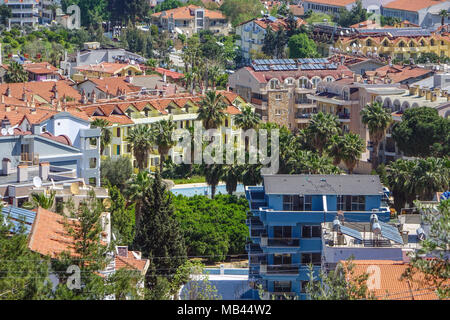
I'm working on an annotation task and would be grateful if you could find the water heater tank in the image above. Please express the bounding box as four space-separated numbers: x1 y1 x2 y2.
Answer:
372 222 381 235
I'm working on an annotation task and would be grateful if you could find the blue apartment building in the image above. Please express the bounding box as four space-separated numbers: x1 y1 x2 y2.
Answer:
245 174 390 299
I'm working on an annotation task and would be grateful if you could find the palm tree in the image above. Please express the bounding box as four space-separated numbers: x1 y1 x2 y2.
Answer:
306 112 341 156
387 159 417 212
203 163 225 199
361 102 392 170
125 171 152 228
326 134 345 166
5 61 28 83
91 118 112 155
439 9 448 26
197 91 227 130
287 150 341 174
222 162 242 195
235 105 261 152
127 124 153 171
341 133 365 174
30 191 55 209
151 117 177 172
415 157 449 200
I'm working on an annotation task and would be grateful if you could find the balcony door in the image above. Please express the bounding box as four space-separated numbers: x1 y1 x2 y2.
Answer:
273 226 291 239
273 254 292 265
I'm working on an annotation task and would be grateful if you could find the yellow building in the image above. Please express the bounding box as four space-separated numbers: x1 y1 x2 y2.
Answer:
73 62 142 82
78 91 248 172
335 29 450 61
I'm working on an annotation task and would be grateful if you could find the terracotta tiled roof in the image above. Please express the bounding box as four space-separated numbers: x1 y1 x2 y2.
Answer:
152 5 226 20
304 0 356 6
86 77 141 94
371 64 433 83
347 260 449 300
154 67 185 80
23 62 59 75
115 249 149 274
245 64 353 83
74 62 141 75
28 208 78 259
0 81 81 105
383 0 448 12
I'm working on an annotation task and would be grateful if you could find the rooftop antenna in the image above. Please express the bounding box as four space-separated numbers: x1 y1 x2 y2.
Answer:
33 176 42 189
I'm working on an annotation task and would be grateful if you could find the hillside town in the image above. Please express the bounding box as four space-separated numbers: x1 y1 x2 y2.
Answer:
0 0 448 305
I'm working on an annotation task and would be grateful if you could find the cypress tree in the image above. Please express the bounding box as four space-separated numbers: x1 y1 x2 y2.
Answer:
133 172 187 288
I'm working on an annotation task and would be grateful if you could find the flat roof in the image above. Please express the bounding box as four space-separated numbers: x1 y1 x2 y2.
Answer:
262 174 384 195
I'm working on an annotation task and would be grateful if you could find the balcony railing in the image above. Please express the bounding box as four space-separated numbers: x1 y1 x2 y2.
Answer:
295 113 315 119
261 264 299 275
261 237 300 247
337 113 350 119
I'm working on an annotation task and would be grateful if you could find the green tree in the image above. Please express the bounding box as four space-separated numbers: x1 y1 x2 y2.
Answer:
62 0 108 28
151 118 177 172
392 107 450 158
306 112 341 156
126 170 152 228
288 33 318 59
402 199 450 299
109 185 135 246
30 191 56 210
287 150 341 174
127 124 153 170
202 163 225 199
0 4 12 25
361 102 392 170
341 133 365 174
133 172 186 287
336 0 367 28
220 0 264 27
439 9 448 26
100 156 133 192
0 211 52 300
306 258 375 300
5 62 28 83
91 118 112 155
326 134 345 166
198 91 227 130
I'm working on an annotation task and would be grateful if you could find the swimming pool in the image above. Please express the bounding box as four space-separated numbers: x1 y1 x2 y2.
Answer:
171 184 245 197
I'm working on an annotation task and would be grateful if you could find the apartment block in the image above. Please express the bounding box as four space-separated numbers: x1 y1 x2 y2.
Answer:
245 174 391 299
228 58 353 130
0 0 39 27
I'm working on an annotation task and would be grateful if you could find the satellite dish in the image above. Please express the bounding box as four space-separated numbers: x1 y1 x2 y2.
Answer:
7 127 14 135
70 182 80 195
33 176 42 188
1 128 7 136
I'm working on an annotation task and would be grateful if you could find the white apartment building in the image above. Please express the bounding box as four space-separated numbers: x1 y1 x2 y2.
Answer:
1 0 39 27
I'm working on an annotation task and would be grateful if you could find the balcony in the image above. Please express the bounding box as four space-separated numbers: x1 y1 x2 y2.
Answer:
249 255 267 265
260 264 299 275
261 237 300 248
336 112 351 122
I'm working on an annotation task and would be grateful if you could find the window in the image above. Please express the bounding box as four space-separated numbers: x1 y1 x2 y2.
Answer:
301 253 321 266
89 158 97 169
116 145 121 155
273 281 291 293
275 94 282 100
270 79 279 90
283 195 312 211
273 226 292 238
273 254 292 265
351 195 365 211
299 78 308 88
302 225 322 238
116 127 121 137
311 77 321 88
337 195 365 211
275 109 281 115
89 177 97 186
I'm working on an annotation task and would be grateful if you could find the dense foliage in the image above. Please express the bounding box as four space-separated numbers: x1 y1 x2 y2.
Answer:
220 0 264 27
392 107 450 158
173 195 249 262
100 156 134 192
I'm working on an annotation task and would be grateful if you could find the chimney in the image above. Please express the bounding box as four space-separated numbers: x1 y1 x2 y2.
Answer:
6 86 11 97
1 117 10 129
434 87 441 97
442 89 448 98
418 87 426 97
2 158 11 176
91 90 97 103
81 90 87 104
39 162 50 181
425 89 432 100
5 105 11 112
163 72 167 83
431 92 437 102
116 246 128 257
1 95 4 104
17 164 28 183
100 212 111 245
22 87 27 102
409 85 419 96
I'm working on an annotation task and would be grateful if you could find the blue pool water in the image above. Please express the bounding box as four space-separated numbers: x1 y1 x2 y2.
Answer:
171 184 245 197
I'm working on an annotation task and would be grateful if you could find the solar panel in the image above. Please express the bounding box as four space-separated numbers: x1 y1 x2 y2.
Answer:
340 225 363 241
2 206 36 226
379 222 403 244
